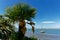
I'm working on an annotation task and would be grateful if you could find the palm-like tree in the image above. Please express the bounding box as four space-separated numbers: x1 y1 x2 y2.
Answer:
5 3 36 40
0 15 15 40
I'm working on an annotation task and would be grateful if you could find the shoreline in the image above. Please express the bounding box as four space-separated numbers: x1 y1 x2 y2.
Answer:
25 32 60 40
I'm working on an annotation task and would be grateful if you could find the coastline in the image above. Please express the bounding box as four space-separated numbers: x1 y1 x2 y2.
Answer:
25 32 60 40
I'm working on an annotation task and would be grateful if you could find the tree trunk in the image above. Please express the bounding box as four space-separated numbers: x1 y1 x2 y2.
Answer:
17 20 26 40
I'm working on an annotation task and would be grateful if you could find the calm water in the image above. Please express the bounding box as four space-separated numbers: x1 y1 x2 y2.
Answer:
27 29 60 35
25 29 60 40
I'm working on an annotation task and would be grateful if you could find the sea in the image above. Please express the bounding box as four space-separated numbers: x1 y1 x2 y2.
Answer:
25 29 60 40
26 29 60 35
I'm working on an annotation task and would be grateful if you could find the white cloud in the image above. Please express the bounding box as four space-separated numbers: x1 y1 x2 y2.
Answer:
42 21 55 24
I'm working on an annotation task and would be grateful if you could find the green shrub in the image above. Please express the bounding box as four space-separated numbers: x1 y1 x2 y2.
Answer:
23 36 37 40
10 32 37 40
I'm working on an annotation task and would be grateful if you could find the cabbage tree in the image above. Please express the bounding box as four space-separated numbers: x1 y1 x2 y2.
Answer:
5 3 36 40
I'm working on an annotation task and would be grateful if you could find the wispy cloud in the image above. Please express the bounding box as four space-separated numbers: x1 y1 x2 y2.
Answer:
42 21 55 24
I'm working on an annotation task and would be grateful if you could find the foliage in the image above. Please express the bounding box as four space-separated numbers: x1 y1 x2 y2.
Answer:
5 3 36 21
0 15 15 40
4 3 36 40
23 37 37 40
5 3 36 34
10 32 37 40
10 32 18 40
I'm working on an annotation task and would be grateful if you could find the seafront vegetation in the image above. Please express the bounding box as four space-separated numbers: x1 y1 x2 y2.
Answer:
0 3 37 40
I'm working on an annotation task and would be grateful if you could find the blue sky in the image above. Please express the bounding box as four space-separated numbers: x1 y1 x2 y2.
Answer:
0 0 60 29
